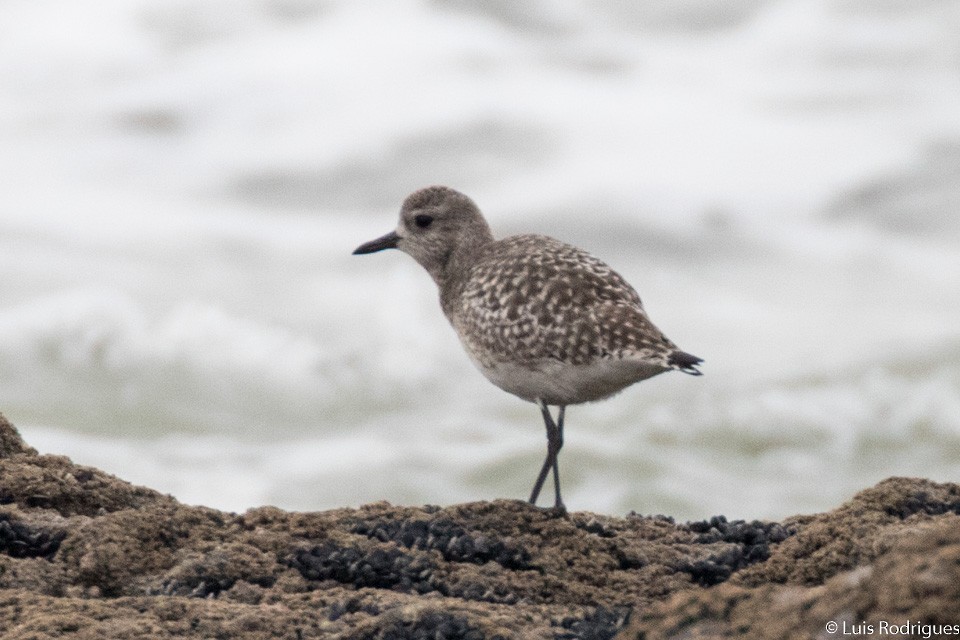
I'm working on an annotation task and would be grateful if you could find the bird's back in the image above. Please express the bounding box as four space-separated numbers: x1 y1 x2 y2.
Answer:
442 234 685 403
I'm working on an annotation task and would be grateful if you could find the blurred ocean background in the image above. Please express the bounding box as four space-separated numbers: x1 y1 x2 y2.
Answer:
1 0 958 521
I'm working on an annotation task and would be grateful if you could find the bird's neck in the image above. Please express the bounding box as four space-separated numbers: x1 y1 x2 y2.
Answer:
434 232 494 306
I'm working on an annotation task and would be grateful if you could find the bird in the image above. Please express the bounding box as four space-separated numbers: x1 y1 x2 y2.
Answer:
353 186 702 511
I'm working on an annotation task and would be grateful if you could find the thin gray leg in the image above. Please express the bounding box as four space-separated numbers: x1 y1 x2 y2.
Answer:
528 404 554 505
552 406 566 510
528 400 566 511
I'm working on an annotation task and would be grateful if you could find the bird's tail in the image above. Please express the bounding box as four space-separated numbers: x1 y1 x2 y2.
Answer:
667 350 704 376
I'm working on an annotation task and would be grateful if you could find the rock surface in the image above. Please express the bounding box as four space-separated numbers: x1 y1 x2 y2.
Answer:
1 412 958 639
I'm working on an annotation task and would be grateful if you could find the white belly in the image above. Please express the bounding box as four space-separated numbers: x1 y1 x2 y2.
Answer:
472 356 666 406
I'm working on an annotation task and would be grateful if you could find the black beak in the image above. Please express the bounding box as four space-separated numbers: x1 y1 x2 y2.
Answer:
353 230 400 255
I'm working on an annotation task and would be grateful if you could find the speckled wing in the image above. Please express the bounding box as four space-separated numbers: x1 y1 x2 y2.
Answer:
449 234 677 369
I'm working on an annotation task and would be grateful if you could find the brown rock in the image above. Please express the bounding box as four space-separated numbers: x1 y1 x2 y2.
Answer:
615 516 960 639
0 412 36 458
1 412 958 639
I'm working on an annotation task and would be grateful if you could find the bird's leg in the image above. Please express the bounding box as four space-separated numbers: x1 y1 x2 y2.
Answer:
551 406 566 510
529 400 566 512
528 408 554 506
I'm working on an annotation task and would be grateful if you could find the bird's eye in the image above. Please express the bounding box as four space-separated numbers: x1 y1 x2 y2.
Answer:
414 214 433 229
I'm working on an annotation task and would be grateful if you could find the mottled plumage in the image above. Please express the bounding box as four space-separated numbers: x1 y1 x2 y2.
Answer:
354 186 702 511
446 234 688 400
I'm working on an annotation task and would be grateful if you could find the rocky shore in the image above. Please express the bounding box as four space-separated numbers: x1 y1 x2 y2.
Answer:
1 412 958 639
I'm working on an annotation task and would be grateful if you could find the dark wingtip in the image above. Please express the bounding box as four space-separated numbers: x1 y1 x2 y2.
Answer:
668 350 704 376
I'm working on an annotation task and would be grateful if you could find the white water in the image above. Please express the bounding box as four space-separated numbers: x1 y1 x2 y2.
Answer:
2 0 959 520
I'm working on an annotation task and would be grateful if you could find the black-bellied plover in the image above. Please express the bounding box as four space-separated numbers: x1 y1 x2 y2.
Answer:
354 186 702 511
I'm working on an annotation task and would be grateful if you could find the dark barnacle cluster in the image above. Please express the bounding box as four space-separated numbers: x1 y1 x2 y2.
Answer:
350 517 532 570
0 514 66 559
678 515 795 586
288 542 437 593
